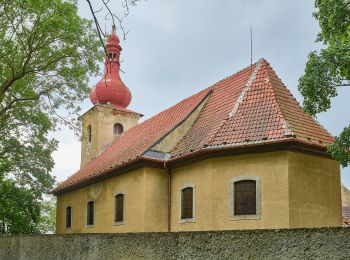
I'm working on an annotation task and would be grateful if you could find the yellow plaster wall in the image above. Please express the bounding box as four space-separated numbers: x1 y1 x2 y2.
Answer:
80 105 140 167
56 167 168 234
143 168 169 232
56 151 341 234
288 151 341 228
152 96 209 153
171 151 290 231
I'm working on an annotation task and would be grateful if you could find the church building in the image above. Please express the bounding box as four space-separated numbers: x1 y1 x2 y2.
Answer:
53 27 342 233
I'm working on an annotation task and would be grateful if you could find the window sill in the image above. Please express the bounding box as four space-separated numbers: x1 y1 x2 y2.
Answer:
113 221 125 226
85 225 95 228
65 228 72 233
229 214 261 221
179 218 195 224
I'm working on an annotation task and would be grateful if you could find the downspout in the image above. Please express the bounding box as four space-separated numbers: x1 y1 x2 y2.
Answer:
164 161 171 232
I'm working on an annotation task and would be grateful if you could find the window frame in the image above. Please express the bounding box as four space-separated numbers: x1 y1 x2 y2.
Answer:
65 205 72 229
179 183 196 223
87 125 92 142
113 192 126 226
229 176 261 220
113 123 124 135
86 200 95 228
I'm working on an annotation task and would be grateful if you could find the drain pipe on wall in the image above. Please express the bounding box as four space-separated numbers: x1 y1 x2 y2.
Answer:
164 161 171 232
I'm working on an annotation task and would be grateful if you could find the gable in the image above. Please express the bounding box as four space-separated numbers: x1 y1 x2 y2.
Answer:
148 94 211 155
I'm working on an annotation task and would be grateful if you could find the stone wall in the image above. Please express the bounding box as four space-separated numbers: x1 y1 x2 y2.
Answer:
1 228 350 259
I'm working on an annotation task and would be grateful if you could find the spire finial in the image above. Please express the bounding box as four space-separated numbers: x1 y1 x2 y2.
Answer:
89 23 131 108
112 24 116 35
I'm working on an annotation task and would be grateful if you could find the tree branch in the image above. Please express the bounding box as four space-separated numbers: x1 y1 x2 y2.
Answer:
85 0 108 56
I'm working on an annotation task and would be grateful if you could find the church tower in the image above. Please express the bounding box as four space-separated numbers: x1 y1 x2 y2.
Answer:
80 25 142 167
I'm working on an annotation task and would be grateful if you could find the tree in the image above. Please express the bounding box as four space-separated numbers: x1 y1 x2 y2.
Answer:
298 0 350 167
0 0 102 233
37 196 56 234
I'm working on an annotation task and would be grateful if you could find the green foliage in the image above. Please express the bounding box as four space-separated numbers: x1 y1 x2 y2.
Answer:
328 126 350 167
0 0 102 233
299 0 350 166
0 179 41 234
37 196 56 234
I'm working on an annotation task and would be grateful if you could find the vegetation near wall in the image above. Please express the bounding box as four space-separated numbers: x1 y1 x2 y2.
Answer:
1 228 350 259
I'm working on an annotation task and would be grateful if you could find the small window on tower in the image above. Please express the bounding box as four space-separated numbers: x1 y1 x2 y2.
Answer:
113 123 124 135
113 53 117 60
87 125 92 142
108 53 112 61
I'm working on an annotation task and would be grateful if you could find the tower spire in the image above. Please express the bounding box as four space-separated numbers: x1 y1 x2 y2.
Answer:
90 25 132 108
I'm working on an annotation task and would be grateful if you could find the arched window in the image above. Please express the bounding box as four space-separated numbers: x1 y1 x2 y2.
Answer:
87 201 94 226
113 53 117 60
108 53 112 61
87 125 92 142
229 177 261 219
66 206 72 228
113 123 124 135
180 185 195 220
114 193 124 223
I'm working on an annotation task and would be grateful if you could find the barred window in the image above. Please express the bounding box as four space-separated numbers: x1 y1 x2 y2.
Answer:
87 201 94 226
66 206 72 228
115 194 124 223
234 180 256 215
181 187 194 219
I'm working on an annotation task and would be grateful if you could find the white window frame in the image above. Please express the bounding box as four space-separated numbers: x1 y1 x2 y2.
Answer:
229 176 261 220
113 192 126 226
179 183 196 223
85 200 95 228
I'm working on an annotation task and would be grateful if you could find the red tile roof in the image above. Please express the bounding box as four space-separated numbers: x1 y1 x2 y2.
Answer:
53 59 334 194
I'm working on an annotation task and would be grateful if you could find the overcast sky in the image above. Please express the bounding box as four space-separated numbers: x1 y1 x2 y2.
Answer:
52 0 350 187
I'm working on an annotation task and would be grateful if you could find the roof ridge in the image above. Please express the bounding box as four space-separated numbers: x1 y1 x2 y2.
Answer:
212 61 259 87
264 61 333 142
204 59 263 147
263 61 294 137
229 59 263 118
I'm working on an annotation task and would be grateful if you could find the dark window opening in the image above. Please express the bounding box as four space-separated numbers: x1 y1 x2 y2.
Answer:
87 201 94 226
66 206 72 228
87 125 92 142
115 194 124 223
234 180 256 215
181 187 193 219
108 53 112 60
113 123 124 135
113 53 117 60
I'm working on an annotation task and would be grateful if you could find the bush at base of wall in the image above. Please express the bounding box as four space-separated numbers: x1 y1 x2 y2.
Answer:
0 228 350 259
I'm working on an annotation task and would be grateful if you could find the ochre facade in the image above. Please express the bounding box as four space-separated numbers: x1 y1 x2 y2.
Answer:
80 105 141 166
56 151 341 234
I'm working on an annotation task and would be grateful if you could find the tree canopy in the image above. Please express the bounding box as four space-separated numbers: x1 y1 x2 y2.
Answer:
0 0 102 233
299 0 350 167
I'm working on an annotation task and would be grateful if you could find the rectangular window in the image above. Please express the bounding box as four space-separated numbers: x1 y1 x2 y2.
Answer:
115 194 124 223
181 187 194 219
234 180 256 215
87 201 94 226
66 206 72 228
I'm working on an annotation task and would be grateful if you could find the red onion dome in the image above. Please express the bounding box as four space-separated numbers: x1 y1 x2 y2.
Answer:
90 25 132 108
